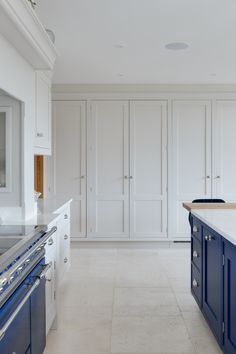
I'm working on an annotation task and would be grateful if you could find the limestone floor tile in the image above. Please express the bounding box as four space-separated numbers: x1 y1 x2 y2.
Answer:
175 292 200 312
191 336 223 354
111 316 195 353
44 325 111 354
113 287 180 317
182 311 213 338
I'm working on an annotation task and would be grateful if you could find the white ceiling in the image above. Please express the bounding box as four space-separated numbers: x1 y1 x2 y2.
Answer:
36 0 236 84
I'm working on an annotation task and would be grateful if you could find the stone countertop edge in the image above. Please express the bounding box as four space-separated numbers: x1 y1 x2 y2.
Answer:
192 209 236 246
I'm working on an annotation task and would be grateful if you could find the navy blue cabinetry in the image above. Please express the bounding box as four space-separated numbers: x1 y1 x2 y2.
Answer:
190 215 236 354
223 240 236 354
202 225 223 345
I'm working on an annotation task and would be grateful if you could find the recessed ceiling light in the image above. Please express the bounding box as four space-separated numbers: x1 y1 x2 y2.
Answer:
165 42 189 50
117 73 124 77
115 44 125 49
210 73 217 77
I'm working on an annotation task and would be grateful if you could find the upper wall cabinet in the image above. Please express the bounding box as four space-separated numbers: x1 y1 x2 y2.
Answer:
34 71 52 155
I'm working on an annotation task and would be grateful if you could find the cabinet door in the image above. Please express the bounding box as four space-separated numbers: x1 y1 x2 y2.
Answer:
213 100 236 201
35 71 51 153
53 101 86 239
202 226 223 344
170 100 212 239
88 101 129 238
224 240 236 354
130 100 167 239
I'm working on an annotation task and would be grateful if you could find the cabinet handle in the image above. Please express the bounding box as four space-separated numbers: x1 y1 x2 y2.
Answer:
81 175 85 179
193 250 199 258
64 234 68 240
206 175 210 179
205 235 212 241
64 257 68 263
124 176 128 179
48 238 53 246
46 278 52 282
192 279 199 288
193 225 198 233
36 132 44 137
215 176 221 179
64 214 68 220
129 176 133 179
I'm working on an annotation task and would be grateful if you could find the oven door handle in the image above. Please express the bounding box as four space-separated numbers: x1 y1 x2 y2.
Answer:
0 278 41 341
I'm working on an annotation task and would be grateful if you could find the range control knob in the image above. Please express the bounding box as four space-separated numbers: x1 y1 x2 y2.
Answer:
0 278 7 287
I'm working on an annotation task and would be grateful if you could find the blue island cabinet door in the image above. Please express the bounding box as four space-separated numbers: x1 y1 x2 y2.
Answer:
202 226 223 345
224 240 236 354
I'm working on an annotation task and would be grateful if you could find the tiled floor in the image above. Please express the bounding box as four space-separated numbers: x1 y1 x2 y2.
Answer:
44 245 222 354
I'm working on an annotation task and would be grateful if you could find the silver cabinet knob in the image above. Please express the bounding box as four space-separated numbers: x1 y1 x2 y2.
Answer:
48 238 53 246
81 175 85 179
192 279 199 288
205 235 212 241
216 176 221 179
193 250 199 258
206 176 210 179
36 132 44 137
64 234 68 240
64 214 68 220
124 176 128 179
46 277 52 282
64 257 68 263
193 225 198 233
129 176 133 179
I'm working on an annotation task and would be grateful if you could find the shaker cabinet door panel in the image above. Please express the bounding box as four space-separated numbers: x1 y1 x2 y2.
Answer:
88 101 129 238
224 240 236 354
170 100 212 239
213 100 236 201
53 101 86 239
202 226 223 344
130 100 167 239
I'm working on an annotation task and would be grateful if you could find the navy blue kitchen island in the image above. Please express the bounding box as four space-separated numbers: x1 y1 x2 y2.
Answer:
187 207 236 354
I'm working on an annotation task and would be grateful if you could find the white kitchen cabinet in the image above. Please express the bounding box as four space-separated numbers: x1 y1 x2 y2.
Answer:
169 100 212 240
213 100 236 201
88 101 129 238
130 101 167 239
45 224 57 335
53 101 86 240
35 71 52 155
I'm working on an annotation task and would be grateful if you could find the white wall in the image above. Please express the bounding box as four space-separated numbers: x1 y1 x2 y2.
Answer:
0 33 35 221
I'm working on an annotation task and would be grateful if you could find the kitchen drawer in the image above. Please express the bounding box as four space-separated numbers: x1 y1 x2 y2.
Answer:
191 263 202 308
192 217 202 243
57 206 70 229
191 236 202 271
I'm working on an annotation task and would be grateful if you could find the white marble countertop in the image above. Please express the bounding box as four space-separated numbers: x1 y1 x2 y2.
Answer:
2 197 72 227
192 209 236 246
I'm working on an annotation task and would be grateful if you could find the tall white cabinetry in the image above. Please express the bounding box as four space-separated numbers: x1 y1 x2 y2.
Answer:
88 101 129 238
170 100 212 239
129 101 167 239
52 101 86 239
170 99 236 240
88 100 167 239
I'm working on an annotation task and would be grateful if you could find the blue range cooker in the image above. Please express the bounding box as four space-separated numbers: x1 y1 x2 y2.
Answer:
0 224 57 354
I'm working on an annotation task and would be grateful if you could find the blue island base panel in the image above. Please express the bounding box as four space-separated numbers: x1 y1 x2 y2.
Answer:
190 216 236 354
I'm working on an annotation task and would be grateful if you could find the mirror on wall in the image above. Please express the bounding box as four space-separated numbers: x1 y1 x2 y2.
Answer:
0 111 6 188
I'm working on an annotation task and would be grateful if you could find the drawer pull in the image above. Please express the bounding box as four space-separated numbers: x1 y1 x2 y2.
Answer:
64 257 68 263
193 225 198 233
36 132 44 138
64 214 68 220
48 238 54 246
64 234 68 240
192 279 199 288
193 250 199 258
205 235 212 241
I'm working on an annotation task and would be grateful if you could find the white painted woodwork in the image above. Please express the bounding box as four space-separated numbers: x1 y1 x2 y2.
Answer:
35 71 52 154
0 0 57 70
130 101 167 239
213 100 236 201
53 101 86 239
170 100 212 239
88 101 129 238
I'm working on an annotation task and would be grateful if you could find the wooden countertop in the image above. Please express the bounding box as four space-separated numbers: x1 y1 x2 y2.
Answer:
183 202 236 212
